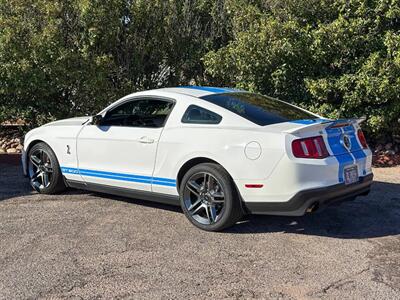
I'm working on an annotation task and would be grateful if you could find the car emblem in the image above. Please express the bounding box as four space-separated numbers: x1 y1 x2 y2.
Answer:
341 134 352 151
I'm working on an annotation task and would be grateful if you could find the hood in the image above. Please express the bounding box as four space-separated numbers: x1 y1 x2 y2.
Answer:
43 116 90 127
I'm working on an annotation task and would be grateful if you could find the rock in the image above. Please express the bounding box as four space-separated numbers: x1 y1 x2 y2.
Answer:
375 144 383 152
0 148 5 154
16 144 23 150
385 143 393 150
6 148 17 154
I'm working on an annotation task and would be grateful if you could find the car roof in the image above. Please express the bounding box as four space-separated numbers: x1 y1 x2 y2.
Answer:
157 86 242 98
100 86 244 114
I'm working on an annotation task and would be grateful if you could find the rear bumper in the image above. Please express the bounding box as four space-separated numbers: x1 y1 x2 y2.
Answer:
244 173 373 216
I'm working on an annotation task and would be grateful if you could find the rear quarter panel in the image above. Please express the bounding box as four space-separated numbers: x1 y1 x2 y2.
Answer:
150 93 287 195
152 127 285 195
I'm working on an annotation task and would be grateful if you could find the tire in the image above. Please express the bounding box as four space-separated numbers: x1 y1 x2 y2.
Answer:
28 142 67 194
179 163 243 231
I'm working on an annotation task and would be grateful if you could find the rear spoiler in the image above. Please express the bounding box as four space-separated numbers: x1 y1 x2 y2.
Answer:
285 117 366 135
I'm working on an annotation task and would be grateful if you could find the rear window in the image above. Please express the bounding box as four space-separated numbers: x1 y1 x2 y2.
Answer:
200 93 315 126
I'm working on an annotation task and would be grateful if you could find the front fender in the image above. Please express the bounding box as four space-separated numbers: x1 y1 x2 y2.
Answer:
23 124 84 177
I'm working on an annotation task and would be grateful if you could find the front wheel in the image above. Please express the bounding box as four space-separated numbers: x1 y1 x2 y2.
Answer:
28 142 67 194
179 163 243 231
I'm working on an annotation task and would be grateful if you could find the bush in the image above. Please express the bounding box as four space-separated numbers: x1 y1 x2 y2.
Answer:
1 0 399 144
204 0 400 142
0 0 231 126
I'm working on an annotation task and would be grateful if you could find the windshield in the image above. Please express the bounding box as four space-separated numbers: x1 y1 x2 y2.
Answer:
200 93 316 126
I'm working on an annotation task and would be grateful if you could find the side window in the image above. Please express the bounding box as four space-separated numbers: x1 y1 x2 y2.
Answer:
101 99 174 128
181 105 222 124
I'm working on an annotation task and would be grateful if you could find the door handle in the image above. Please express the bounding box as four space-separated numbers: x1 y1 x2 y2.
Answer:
139 136 155 144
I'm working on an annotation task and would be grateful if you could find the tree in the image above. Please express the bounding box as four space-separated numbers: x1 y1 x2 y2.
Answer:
204 0 400 142
0 0 399 143
0 0 232 125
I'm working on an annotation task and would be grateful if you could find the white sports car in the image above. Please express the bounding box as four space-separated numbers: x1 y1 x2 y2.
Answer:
22 86 373 231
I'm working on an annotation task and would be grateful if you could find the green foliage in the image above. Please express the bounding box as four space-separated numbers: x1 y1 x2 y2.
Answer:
0 0 399 142
204 0 400 141
0 0 231 125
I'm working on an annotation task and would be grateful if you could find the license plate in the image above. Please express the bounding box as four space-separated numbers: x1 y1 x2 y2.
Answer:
344 166 359 185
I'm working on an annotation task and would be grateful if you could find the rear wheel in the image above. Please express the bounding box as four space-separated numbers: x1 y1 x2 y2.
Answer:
28 142 66 194
179 163 243 231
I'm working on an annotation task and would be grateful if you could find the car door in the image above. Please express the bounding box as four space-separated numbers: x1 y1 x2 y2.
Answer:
76 97 175 192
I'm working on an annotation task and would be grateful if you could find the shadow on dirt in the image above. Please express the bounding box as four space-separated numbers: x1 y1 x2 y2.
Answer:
227 180 400 239
1 160 399 239
101 180 400 239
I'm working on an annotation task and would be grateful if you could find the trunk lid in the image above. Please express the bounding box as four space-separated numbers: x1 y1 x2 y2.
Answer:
283 118 366 156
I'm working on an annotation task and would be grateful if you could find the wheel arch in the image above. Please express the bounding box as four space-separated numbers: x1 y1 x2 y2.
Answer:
176 156 247 215
176 157 243 201
177 157 219 190
24 139 51 172
26 139 47 152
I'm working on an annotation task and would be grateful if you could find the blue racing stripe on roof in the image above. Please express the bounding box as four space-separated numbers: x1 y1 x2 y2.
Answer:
178 86 238 93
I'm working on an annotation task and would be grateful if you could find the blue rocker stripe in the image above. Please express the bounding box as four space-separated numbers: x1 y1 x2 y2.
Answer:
151 180 177 187
60 167 176 187
79 169 151 180
81 172 153 184
77 168 176 183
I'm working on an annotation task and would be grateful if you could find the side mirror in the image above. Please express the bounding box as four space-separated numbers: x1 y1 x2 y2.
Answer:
89 114 103 126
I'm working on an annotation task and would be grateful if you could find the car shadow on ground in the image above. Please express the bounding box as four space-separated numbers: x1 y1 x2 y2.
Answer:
226 180 400 239
1 162 399 239
3 181 400 240
103 180 400 239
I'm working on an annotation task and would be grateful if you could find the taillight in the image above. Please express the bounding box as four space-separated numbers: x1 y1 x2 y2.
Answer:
292 136 329 159
357 129 368 149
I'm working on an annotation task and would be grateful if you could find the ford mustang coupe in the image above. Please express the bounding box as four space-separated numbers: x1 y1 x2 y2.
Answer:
22 86 373 231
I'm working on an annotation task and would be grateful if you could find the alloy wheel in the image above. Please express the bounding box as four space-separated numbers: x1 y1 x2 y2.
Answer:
28 149 54 191
183 172 225 225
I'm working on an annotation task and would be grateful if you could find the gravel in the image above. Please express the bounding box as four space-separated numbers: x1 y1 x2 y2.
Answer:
0 161 399 299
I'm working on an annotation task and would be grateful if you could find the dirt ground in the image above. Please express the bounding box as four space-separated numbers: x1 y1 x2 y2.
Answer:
0 158 399 299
